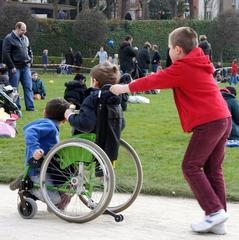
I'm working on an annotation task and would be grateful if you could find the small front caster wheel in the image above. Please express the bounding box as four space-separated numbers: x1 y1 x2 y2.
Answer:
115 214 124 222
18 197 37 219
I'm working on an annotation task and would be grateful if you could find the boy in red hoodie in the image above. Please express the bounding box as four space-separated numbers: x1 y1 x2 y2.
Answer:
110 27 231 235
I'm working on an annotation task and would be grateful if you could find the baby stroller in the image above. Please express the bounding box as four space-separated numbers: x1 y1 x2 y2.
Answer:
0 85 21 138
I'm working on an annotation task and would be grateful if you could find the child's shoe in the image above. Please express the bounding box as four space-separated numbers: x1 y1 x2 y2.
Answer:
55 193 71 210
9 173 23 191
191 209 228 233
210 222 226 235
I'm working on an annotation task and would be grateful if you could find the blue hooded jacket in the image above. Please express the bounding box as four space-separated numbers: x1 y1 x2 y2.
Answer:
23 118 59 176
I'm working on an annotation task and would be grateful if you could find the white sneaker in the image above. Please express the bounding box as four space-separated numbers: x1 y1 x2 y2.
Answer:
210 223 227 235
191 209 228 233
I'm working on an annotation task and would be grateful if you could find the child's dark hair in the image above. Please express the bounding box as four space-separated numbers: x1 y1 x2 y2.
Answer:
45 98 70 121
169 27 198 54
226 86 237 96
74 73 86 82
125 35 133 41
90 61 120 88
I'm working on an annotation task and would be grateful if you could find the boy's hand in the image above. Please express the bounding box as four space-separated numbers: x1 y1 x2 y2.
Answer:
33 149 44 160
64 105 76 121
110 84 130 96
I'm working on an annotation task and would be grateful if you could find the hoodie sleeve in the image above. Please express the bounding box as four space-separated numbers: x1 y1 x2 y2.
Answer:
129 62 183 92
68 95 97 133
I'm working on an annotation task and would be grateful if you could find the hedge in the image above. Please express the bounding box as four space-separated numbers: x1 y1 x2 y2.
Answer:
32 19 237 63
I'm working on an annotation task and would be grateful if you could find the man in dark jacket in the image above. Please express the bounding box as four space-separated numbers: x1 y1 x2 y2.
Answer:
74 50 83 73
65 47 74 74
118 36 137 76
136 42 151 78
221 87 239 142
2 21 35 111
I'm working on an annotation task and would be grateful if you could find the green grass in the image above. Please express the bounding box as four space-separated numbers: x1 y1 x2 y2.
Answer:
1 72 239 201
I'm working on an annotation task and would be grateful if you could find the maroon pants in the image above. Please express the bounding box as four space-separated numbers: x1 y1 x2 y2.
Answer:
182 117 232 215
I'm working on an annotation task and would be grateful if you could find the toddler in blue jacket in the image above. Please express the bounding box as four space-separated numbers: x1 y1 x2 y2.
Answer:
9 98 70 201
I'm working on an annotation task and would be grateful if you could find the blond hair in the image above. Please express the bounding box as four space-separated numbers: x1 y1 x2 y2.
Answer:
90 61 120 88
169 27 198 54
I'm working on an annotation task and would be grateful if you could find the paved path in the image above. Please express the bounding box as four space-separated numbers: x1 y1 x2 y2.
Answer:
0 184 239 240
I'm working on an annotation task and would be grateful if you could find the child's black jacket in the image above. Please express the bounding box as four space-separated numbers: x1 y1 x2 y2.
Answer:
68 85 124 160
64 80 87 109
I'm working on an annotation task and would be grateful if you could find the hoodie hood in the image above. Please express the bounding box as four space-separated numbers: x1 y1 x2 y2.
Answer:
178 47 214 74
120 41 130 49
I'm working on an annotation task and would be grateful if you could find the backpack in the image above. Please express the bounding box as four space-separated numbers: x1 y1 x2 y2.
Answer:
95 85 124 161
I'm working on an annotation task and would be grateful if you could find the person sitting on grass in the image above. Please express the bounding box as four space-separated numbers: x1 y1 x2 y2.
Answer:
9 98 70 208
64 73 87 109
110 27 231 235
220 86 239 146
64 61 124 171
32 72 46 100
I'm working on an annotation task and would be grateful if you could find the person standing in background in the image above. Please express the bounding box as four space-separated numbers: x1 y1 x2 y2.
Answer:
136 42 151 78
199 35 212 62
42 49 48 72
65 47 74 74
118 36 137 76
151 45 161 72
91 46 108 64
2 21 35 111
230 59 238 86
74 50 83 73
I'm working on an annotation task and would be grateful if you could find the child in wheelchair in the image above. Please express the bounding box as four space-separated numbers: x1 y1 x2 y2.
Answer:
9 98 71 209
64 61 125 174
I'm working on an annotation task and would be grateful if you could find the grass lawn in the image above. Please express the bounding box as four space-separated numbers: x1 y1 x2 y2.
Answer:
1 72 239 201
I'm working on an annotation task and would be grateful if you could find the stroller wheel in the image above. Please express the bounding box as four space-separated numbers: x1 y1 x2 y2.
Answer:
18 197 37 219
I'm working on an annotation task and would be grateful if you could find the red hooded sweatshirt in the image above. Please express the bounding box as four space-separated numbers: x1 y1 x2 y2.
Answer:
129 48 231 132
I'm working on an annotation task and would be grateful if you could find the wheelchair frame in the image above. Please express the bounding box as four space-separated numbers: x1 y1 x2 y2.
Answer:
17 135 143 223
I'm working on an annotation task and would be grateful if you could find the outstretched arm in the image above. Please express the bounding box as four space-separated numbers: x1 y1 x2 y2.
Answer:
110 84 130 96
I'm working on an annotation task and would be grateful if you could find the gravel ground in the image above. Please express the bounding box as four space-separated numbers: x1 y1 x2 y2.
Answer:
0 184 239 240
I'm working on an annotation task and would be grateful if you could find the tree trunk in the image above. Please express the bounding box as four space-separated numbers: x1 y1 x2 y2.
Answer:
142 0 150 19
105 0 113 19
169 0 177 18
219 0 223 15
204 0 209 19
189 0 195 19
76 0 81 17
121 0 127 19
53 0 59 19
82 0 89 10
65 0 70 19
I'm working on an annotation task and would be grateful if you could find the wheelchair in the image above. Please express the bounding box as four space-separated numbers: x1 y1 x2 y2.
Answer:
17 134 143 223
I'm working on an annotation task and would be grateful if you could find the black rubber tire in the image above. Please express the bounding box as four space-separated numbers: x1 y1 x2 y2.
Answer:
17 198 37 219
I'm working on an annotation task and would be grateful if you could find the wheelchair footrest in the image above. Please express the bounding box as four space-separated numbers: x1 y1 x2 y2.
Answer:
104 208 124 222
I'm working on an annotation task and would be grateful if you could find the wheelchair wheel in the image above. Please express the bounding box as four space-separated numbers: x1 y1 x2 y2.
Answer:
108 139 143 213
40 138 115 223
17 197 37 219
